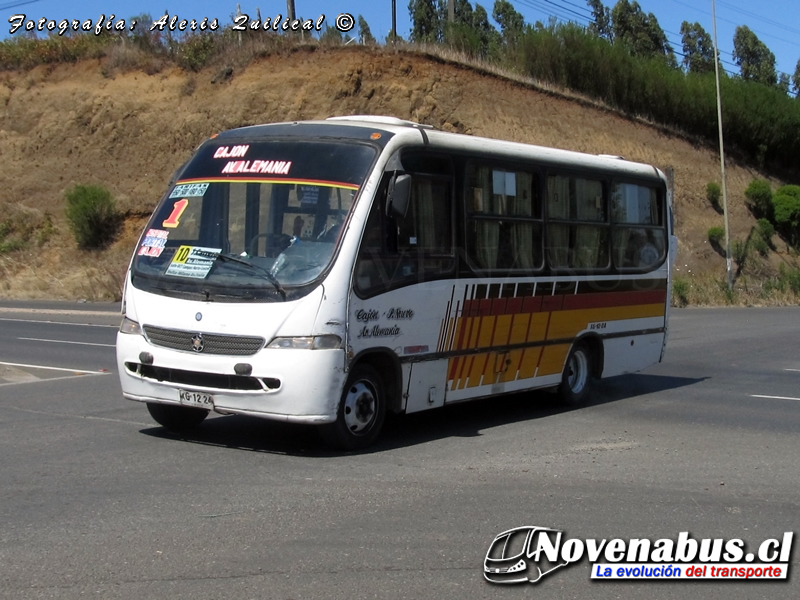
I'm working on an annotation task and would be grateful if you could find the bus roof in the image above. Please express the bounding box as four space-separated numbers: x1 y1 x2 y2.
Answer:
213 116 664 181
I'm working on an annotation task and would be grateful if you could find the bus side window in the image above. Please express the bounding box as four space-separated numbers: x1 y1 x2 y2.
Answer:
467 164 543 273
355 176 453 296
611 183 666 270
355 193 391 293
546 175 608 270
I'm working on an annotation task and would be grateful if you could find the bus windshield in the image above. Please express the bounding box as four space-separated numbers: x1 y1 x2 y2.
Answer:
131 139 377 301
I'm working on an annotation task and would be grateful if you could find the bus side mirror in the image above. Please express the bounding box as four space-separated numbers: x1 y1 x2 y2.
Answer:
386 173 411 218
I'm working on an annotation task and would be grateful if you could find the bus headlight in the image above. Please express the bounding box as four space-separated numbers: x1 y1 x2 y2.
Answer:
119 316 143 335
267 335 342 350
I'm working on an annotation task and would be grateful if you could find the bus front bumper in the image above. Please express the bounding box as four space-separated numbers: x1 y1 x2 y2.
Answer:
116 332 346 425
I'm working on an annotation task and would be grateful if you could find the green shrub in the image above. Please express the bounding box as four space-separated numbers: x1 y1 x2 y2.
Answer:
718 278 736 304
778 264 800 294
750 233 769 257
0 205 52 254
756 218 775 243
64 184 121 249
732 239 748 268
707 226 724 245
672 277 689 307
744 179 773 220
0 220 25 253
751 218 774 257
177 34 216 72
706 181 721 212
772 185 800 246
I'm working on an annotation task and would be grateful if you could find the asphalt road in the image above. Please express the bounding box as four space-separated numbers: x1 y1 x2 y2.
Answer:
0 301 798 599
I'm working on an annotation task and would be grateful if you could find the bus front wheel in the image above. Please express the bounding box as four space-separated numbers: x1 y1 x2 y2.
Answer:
319 364 386 450
146 402 209 432
558 341 594 405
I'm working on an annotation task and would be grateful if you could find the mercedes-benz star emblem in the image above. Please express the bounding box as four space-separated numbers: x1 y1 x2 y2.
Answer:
191 333 205 353
195 312 203 321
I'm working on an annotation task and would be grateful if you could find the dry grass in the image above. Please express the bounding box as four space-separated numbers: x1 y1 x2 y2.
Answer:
671 268 800 308
102 40 167 77
0 215 146 301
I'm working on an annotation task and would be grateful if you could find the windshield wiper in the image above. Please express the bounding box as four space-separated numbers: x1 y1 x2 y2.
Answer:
215 253 287 301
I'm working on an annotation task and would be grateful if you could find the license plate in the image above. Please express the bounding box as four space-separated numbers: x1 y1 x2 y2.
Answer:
178 389 214 409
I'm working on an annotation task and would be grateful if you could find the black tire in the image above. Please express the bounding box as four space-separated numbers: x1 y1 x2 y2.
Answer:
319 364 386 451
558 341 594 405
146 402 209 432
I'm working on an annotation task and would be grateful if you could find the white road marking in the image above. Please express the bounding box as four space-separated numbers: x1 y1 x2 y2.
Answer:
18 336 115 348
0 361 108 374
0 317 118 328
7 405 149 426
0 307 118 317
784 369 800 372
0 373 107 387
751 394 800 401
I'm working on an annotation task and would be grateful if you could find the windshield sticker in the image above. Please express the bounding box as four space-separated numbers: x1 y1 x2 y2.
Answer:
162 198 189 228
169 183 209 198
214 145 249 159
300 186 319 205
221 160 292 175
165 245 222 279
137 228 169 257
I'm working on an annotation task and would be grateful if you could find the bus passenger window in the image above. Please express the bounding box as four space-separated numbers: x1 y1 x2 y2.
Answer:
546 174 608 271
611 182 666 270
466 164 542 273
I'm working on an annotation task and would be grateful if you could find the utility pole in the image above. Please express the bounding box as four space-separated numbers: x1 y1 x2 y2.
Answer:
392 0 397 42
711 0 733 291
287 0 296 21
448 0 455 23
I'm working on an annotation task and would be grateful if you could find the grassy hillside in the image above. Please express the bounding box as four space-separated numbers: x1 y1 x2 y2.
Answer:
0 45 796 303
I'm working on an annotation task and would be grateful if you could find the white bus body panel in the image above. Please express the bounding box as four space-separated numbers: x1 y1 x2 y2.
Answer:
349 273 668 410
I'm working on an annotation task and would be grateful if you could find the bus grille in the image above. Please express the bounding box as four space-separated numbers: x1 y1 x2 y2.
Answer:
128 364 279 391
143 326 265 356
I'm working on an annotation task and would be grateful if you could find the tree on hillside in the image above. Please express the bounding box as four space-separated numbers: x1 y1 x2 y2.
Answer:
440 0 500 59
492 0 524 43
778 73 791 96
473 3 502 55
587 0 612 41
610 0 676 67
680 21 715 75
454 0 474 25
320 24 343 44
358 15 376 44
409 0 443 43
792 59 800 97
443 0 476 55
732 25 776 86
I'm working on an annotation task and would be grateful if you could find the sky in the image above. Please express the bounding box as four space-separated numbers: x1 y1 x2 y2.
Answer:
2 0 799 81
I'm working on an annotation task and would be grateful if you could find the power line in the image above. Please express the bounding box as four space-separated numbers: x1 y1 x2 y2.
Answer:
509 0 737 74
659 0 800 74
507 0 800 77
514 0 587 25
717 0 800 39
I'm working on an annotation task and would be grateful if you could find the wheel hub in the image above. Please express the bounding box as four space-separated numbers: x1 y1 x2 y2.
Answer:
343 381 376 433
568 351 588 394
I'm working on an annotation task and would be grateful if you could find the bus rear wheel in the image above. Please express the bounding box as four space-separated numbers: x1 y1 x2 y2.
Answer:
558 341 594 405
146 402 209 432
319 364 386 451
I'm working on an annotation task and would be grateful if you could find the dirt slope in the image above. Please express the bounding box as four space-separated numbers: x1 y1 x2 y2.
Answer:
0 46 789 300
